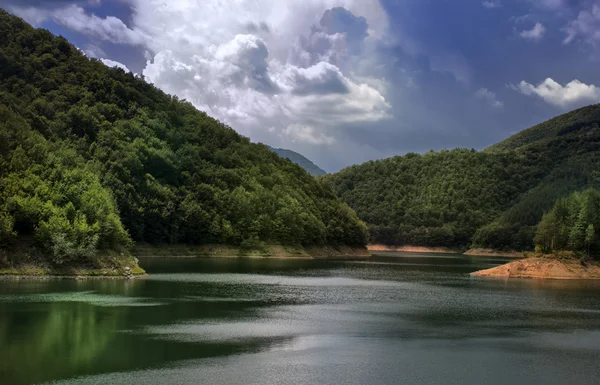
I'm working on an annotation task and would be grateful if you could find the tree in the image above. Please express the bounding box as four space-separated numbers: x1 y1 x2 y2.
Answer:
534 211 557 254
0 212 16 247
585 224 595 257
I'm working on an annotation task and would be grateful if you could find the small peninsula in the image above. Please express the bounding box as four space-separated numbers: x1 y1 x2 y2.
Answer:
471 257 600 280
472 188 600 280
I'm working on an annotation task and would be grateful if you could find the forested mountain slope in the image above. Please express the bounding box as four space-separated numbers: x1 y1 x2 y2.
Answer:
325 104 600 250
487 104 600 153
0 10 367 267
267 146 327 176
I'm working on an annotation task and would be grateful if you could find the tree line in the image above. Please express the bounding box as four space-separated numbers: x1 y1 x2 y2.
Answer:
534 189 600 258
325 104 600 251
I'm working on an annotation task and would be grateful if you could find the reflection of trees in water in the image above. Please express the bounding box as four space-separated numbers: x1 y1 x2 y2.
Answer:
0 301 126 385
0 282 292 385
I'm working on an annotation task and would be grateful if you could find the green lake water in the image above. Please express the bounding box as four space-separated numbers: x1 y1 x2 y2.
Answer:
2 252 600 384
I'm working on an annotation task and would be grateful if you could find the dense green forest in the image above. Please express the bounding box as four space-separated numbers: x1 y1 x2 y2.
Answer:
267 146 327 176
534 189 600 257
0 10 368 267
2 9 599 268
325 104 600 250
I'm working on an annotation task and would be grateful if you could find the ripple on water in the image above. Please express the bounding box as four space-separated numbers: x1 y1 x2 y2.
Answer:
147 273 411 287
141 301 416 344
9 254 600 385
0 291 167 307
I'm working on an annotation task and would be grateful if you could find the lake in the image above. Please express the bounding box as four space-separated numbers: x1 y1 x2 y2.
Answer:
2 252 600 385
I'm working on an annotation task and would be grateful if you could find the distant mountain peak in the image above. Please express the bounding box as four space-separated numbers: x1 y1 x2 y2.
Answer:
267 146 327 176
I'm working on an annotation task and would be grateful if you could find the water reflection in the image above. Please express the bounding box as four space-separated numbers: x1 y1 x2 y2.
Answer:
1 253 600 385
0 300 127 384
0 281 288 385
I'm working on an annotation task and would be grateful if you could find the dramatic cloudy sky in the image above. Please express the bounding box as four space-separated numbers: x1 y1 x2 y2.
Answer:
3 0 600 171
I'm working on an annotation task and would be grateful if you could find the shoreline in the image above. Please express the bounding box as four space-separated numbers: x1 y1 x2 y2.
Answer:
0 274 148 280
368 244 523 258
471 257 600 280
463 248 523 258
133 244 371 260
0 244 371 279
137 255 314 259
367 244 461 254
0 260 146 280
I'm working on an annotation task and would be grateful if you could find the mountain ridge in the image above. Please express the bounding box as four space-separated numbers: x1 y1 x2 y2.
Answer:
486 104 600 153
266 146 327 176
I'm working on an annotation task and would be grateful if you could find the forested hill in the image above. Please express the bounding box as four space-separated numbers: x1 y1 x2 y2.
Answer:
0 10 368 266
487 104 600 152
324 104 600 251
267 146 327 176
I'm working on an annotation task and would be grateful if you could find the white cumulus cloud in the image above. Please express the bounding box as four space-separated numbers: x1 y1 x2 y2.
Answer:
100 58 131 73
520 22 545 41
132 0 391 146
514 78 600 108
55 5 146 45
8 4 146 45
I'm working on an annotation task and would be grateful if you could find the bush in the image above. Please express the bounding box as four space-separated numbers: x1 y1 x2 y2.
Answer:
50 232 99 265
0 212 16 247
240 236 265 252
37 210 100 264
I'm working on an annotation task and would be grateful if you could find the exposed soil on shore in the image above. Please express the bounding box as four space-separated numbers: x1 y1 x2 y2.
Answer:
134 244 371 260
367 244 460 254
464 248 523 258
471 257 600 280
368 244 524 258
